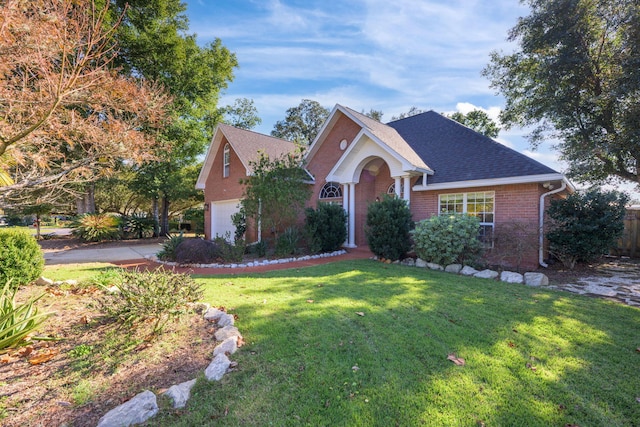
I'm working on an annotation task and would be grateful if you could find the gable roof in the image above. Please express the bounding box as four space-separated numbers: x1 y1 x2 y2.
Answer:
306 104 431 175
196 124 296 189
386 111 560 185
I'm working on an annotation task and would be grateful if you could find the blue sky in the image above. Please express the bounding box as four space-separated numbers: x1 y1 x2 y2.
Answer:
182 0 608 189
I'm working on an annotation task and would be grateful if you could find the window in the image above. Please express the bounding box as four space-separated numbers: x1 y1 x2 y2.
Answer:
439 191 494 245
387 182 404 197
223 144 230 177
319 182 342 205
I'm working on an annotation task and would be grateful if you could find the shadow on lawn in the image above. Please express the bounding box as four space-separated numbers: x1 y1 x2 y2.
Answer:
157 260 639 426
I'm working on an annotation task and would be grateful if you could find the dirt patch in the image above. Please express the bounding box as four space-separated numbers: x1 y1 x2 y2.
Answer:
0 283 219 427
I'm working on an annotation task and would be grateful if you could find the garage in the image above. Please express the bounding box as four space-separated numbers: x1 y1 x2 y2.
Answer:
210 199 241 241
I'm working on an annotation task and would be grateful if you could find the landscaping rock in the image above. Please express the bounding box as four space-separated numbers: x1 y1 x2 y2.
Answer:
213 336 238 357
401 258 416 267
415 258 428 268
214 325 242 341
427 262 444 271
205 353 231 381
217 313 235 328
524 272 549 287
445 264 462 274
164 379 196 409
35 276 54 286
474 269 499 280
500 271 524 284
188 302 210 315
460 266 479 276
203 308 225 322
96 390 158 427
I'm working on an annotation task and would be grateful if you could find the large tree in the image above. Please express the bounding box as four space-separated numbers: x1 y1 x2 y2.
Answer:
447 110 501 138
221 98 262 130
484 0 640 187
271 99 329 145
110 0 237 234
0 0 169 206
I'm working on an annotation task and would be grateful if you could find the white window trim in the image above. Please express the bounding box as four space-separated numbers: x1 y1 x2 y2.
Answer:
438 191 495 246
223 144 230 178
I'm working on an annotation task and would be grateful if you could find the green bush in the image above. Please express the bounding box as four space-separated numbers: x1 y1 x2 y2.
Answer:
0 229 44 289
305 203 347 253
1 280 52 351
214 235 246 263
413 214 482 266
123 214 156 239
365 195 413 261
248 240 268 258
546 188 629 269
96 269 203 335
183 207 205 235
71 213 121 242
231 208 246 241
157 232 184 261
275 227 300 257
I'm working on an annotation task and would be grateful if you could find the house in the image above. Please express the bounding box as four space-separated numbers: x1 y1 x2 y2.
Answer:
197 104 572 268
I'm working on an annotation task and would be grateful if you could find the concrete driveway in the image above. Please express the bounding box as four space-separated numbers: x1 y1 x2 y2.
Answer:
44 243 161 265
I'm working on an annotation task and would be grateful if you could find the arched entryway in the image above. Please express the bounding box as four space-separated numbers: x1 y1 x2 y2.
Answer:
354 158 393 245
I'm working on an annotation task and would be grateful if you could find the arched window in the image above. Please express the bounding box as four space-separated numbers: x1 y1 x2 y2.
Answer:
319 182 342 204
387 182 404 197
223 144 230 177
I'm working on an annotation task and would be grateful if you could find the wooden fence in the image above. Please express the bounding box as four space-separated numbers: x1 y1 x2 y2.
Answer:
612 208 640 258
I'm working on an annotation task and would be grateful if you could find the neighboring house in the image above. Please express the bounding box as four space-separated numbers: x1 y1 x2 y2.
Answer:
197 104 572 268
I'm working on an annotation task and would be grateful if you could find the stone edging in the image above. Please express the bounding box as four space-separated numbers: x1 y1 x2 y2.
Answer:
147 250 347 269
96 305 242 427
388 257 550 286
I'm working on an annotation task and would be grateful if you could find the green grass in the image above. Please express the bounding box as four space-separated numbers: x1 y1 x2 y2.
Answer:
145 260 640 427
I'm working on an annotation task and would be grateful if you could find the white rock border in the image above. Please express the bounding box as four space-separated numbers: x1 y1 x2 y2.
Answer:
96 305 243 427
148 250 347 269
383 256 548 287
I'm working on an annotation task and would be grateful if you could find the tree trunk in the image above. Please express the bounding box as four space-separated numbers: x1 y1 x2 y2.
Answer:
76 184 96 214
160 195 170 235
152 197 160 237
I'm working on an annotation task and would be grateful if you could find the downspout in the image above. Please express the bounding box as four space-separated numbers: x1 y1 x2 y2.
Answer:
539 181 567 267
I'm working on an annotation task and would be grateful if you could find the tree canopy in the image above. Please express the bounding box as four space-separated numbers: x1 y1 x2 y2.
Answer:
109 0 237 233
271 99 329 145
0 0 169 206
446 110 501 138
240 150 311 240
390 107 425 121
484 0 640 188
222 98 262 130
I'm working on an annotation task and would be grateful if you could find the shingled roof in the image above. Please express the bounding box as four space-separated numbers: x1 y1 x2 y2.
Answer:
196 124 296 189
386 111 559 185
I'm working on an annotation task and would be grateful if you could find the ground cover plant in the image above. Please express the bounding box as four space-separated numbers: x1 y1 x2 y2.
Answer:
148 260 639 427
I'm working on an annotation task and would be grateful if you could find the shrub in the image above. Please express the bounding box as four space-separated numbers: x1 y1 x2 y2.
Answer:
96 269 203 335
231 208 246 241
365 195 413 261
214 235 246 263
248 240 268 258
174 238 221 264
546 188 629 269
413 214 482 266
157 232 184 261
275 227 300 257
183 207 205 235
1 280 52 351
489 220 539 271
0 229 44 289
71 213 121 242
123 214 156 239
305 203 347 253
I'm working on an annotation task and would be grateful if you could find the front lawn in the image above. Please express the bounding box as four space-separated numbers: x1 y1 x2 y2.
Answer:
148 260 639 426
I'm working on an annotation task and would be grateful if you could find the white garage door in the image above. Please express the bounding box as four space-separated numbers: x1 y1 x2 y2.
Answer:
211 199 241 240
